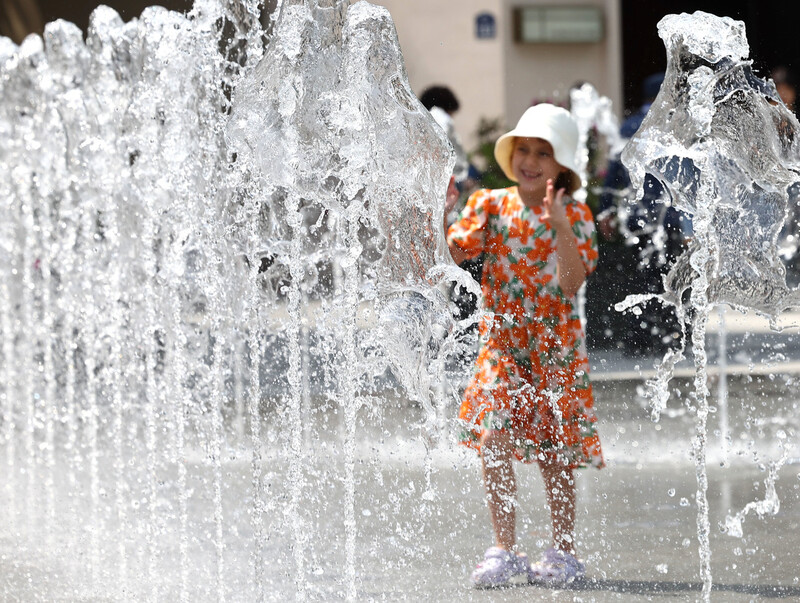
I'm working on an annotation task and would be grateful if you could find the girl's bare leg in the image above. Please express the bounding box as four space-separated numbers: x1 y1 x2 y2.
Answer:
539 461 576 555
480 429 517 551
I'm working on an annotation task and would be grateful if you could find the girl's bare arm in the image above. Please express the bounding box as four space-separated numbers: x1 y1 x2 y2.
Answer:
444 176 470 264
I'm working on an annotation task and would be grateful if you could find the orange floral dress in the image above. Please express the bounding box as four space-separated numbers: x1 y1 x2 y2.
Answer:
447 187 603 469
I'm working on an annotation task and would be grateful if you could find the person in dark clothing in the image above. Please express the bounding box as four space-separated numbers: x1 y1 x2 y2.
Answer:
598 73 686 253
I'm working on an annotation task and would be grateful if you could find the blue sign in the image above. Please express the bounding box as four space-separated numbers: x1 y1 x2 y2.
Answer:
475 13 496 39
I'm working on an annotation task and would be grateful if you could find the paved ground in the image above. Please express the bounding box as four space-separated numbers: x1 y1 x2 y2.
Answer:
2 452 798 601
2 365 799 601
2 305 800 601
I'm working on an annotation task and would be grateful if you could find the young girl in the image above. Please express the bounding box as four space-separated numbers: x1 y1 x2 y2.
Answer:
444 104 603 588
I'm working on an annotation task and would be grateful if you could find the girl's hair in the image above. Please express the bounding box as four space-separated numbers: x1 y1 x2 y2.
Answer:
556 168 578 195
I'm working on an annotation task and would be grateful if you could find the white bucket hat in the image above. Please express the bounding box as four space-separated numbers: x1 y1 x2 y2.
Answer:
494 103 581 194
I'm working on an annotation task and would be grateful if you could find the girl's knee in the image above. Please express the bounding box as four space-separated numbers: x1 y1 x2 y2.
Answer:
480 429 513 460
539 459 574 481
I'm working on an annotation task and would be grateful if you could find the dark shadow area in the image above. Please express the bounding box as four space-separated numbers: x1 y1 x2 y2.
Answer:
38 0 193 29
622 0 800 115
584 238 682 355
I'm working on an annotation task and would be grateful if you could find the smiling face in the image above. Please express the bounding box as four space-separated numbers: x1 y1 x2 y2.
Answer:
510 137 567 204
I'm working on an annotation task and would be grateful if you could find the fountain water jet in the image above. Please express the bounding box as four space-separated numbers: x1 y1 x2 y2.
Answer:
618 10 800 601
1 0 471 599
3 1 798 600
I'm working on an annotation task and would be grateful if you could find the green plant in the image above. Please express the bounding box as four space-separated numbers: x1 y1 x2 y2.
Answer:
470 117 515 190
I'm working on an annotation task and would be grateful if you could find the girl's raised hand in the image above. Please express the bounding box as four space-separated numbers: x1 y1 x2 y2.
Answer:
541 178 569 229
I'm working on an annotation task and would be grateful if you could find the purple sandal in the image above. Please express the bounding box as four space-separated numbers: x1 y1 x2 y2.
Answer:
470 546 532 588
528 547 586 585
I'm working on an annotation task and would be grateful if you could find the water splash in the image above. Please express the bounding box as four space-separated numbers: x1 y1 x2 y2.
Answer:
0 0 464 599
227 2 458 598
618 10 800 600
570 82 624 199
722 431 789 538
622 12 800 322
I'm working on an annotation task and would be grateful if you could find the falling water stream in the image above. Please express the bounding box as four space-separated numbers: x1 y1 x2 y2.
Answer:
2 0 464 598
618 11 800 601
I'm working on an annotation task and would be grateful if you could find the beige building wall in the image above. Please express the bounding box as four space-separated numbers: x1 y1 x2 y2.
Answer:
501 0 622 126
373 0 506 150
370 0 622 153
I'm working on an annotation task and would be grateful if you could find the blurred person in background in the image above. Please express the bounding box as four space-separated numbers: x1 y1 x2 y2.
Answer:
771 66 797 114
423 85 483 322
770 66 800 285
420 85 470 186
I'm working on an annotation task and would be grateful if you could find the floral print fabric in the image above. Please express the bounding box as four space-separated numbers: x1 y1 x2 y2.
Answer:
447 187 603 468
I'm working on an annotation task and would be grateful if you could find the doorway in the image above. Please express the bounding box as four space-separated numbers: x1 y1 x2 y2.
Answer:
621 0 799 113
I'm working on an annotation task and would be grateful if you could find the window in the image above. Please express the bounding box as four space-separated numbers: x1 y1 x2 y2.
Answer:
513 6 604 43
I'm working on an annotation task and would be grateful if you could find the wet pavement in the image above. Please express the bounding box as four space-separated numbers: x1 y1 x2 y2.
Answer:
2 305 800 601
2 447 798 601
1 373 799 601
